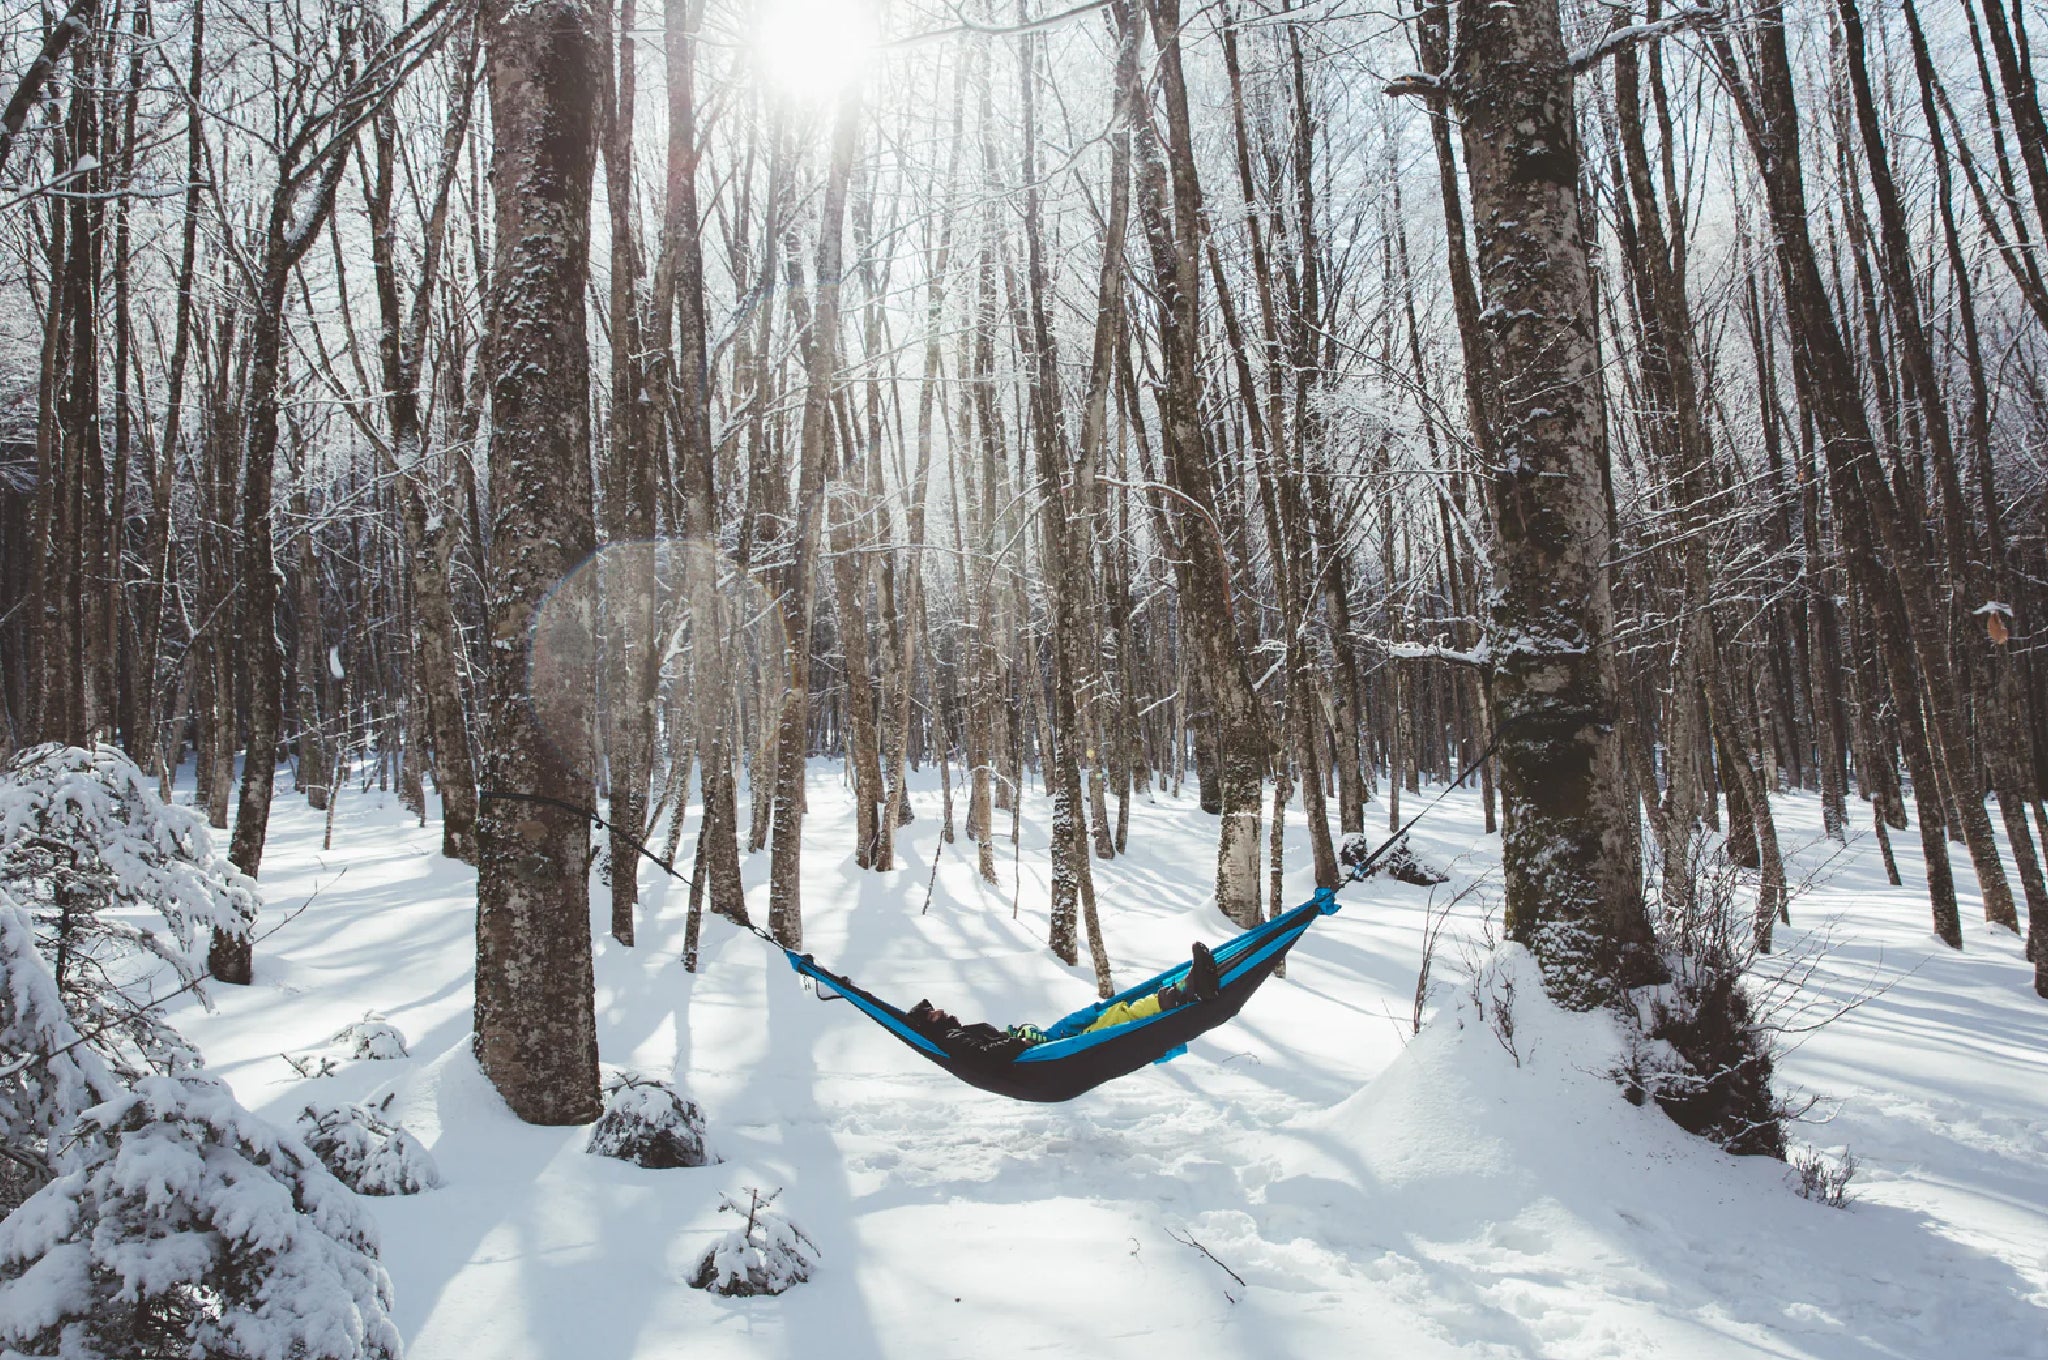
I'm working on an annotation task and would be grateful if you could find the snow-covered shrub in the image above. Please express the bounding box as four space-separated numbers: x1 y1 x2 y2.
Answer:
1621 846 1785 1157
688 1188 817 1297
297 1096 442 1196
1371 836 1450 887
0 1073 401 1360
332 1013 409 1060
1789 1146 1857 1208
0 893 122 1214
585 1072 715 1169
285 1053 341 1080
0 744 259 1075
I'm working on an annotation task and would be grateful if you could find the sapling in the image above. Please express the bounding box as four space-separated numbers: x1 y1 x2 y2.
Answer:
298 1095 442 1196
688 1187 819 1297
331 1012 409 1060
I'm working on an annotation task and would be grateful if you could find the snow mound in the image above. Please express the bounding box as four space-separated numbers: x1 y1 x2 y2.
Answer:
375 1038 515 1156
687 1189 817 1297
1262 946 2043 1356
299 1098 443 1196
585 1072 716 1169
332 1013 410 1061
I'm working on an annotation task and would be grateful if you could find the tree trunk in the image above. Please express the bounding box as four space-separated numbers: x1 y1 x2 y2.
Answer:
768 88 860 948
1438 0 1653 1003
472 0 603 1125
1131 0 1265 928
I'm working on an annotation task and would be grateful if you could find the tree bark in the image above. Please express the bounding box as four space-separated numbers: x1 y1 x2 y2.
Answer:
472 0 603 1125
1439 0 1654 1002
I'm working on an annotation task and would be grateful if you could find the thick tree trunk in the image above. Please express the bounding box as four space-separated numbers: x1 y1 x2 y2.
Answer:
472 0 603 1126
1442 0 1653 1003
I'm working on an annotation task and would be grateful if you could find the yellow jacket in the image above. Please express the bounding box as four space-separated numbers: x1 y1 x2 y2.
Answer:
1082 991 1167 1034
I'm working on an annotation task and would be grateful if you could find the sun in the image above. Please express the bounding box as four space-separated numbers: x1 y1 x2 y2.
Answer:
754 0 878 102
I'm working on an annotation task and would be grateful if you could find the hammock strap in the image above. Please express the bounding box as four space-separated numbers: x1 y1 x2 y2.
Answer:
477 788 785 950
479 715 1506 987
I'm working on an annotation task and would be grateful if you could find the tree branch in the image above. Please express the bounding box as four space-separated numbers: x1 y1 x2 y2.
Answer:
1568 4 1716 75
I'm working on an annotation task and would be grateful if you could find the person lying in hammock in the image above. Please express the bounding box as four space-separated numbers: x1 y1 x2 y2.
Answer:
905 942 1221 1063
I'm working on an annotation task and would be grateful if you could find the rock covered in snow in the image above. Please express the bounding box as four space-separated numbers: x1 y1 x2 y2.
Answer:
332 1013 409 1061
298 1096 442 1196
585 1072 715 1169
1373 838 1450 887
0 1072 401 1360
687 1188 817 1297
1339 830 1449 885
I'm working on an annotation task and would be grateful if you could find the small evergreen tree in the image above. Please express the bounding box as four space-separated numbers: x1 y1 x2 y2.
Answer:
0 1073 402 1360
331 1013 409 1061
688 1188 817 1297
0 744 259 1076
298 1097 442 1195
0 893 121 1213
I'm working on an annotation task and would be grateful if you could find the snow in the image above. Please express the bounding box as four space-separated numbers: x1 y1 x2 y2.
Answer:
143 762 2048 1359
0 1072 401 1359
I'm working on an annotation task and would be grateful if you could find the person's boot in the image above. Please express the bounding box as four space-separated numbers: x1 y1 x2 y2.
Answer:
1189 941 1220 1001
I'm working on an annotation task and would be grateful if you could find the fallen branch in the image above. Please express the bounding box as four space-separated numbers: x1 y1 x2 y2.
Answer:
1168 1227 1246 1300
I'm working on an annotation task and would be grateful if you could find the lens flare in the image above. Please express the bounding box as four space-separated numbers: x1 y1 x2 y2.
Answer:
528 540 787 784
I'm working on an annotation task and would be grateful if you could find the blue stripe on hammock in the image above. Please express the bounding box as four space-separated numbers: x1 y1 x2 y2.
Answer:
1036 890 1336 1042
784 951 950 1057
1016 908 1327 1062
780 883 1345 1064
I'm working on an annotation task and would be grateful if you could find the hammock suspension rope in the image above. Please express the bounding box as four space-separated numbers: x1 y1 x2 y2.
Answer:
480 726 1503 1102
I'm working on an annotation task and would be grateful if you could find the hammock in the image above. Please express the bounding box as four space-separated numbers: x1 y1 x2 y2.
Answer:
783 887 1343 1103
481 728 1495 1104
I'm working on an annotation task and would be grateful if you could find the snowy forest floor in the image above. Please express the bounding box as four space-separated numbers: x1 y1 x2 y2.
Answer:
168 763 2048 1359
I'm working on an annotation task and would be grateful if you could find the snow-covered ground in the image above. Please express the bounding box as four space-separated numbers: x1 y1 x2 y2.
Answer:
170 764 2048 1359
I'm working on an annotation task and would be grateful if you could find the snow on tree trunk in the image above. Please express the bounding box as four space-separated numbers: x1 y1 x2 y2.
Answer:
471 0 604 1127
1447 0 1654 1005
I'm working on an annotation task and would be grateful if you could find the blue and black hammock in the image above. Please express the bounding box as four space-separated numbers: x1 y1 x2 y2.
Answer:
783 886 1344 1102
482 741 1484 1103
